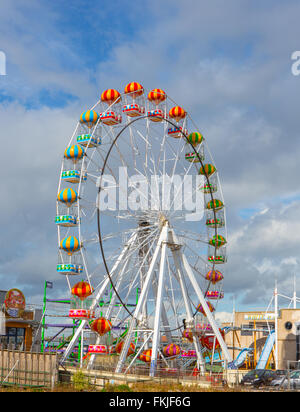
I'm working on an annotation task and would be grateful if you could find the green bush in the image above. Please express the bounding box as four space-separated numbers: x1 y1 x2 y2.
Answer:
72 370 89 391
102 384 132 392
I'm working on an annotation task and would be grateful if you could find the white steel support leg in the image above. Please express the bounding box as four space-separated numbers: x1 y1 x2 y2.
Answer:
60 318 88 365
171 229 232 364
170 244 205 374
274 283 278 370
115 225 168 373
151 270 172 343
87 254 132 369
150 224 168 377
80 328 84 368
61 232 137 364
140 247 149 348
124 331 153 374
91 232 137 315
180 251 232 363
105 255 132 320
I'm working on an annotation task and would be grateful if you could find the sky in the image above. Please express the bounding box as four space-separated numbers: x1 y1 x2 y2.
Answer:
1 0 300 321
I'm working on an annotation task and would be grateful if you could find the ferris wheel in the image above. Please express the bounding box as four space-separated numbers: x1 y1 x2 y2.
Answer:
55 82 232 375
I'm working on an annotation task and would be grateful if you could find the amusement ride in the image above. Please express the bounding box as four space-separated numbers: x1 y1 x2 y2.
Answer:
55 82 232 376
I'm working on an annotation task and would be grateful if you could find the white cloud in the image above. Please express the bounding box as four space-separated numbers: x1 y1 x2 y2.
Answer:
224 200 300 307
215 311 234 324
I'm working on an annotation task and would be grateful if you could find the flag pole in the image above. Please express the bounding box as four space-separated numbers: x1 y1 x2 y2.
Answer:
41 281 48 353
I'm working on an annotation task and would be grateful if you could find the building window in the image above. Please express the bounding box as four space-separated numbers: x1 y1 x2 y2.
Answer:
241 324 253 336
244 321 274 336
296 324 300 362
1 327 25 348
252 322 275 336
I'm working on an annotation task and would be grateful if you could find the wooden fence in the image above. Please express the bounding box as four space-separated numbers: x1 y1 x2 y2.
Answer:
0 349 58 388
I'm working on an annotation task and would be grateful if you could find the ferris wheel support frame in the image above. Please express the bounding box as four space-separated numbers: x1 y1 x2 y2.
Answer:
115 225 168 373
171 228 232 363
169 231 206 374
87 250 134 369
60 232 137 365
115 223 232 377
124 331 154 374
149 222 168 377
151 270 173 344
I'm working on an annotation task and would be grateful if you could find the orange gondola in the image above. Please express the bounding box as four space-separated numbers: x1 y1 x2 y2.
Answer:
163 343 181 357
71 281 93 301
90 317 112 336
205 270 224 284
169 106 186 122
196 301 215 315
148 88 166 105
140 349 152 363
124 82 144 98
101 88 121 105
115 341 135 356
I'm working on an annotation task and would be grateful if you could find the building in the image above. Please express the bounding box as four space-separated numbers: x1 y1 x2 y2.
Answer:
223 309 300 370
0 289 42 351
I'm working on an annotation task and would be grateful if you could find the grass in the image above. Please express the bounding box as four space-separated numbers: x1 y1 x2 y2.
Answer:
0 381 252 392
0 368 252 392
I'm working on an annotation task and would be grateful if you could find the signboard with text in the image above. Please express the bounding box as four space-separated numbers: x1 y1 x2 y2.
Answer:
4 289 26 318
244 313 275 321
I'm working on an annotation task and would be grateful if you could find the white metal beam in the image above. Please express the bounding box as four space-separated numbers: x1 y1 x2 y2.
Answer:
61 232 137 364
115 225 167 373
169 231 205 374
171 228 232 363
150 224 168 377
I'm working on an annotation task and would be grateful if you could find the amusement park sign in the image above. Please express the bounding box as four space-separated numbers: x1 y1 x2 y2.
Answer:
96 167 205 222
244 313 276 321
4 289 26 318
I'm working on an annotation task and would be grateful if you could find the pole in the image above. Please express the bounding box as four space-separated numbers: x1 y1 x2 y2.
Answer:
115 225 167 374
62 233 137 365
150 224 168 377
274 281 278 370
171 229 232 363
254 320 257 368
169 232 205 374
80 328 84 368
293 274 297 310
135 287 139 345
78 327 81 364
41 281 47 353
232 295 235 361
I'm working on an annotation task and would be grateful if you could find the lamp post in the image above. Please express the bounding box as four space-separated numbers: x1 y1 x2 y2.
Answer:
274 282 278 370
